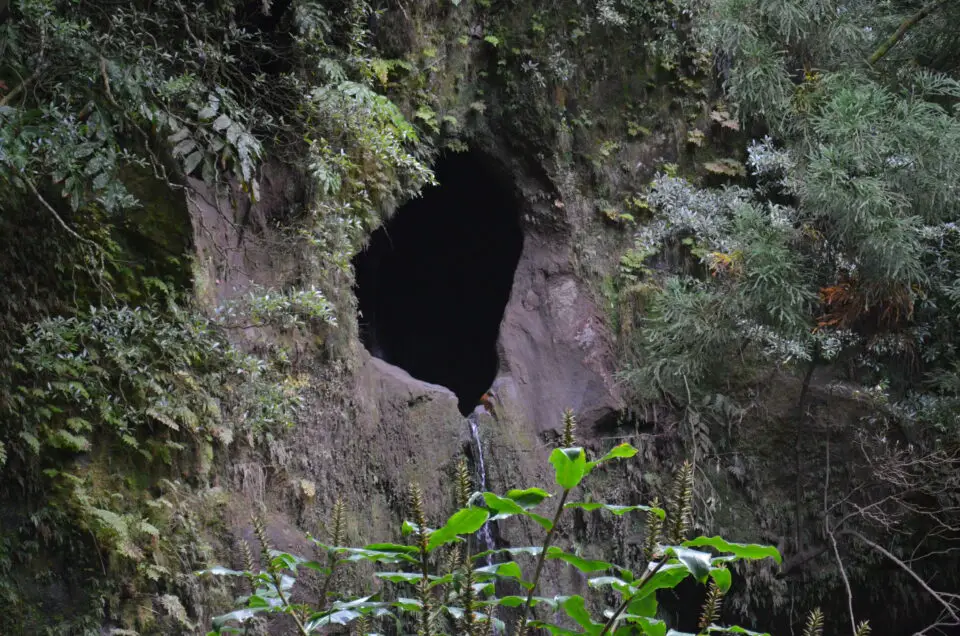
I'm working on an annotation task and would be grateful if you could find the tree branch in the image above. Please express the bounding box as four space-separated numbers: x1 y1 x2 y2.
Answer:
0 68 42 107
824 436 857 635
868 0 947 65
25 177 101 250
844 528 960 627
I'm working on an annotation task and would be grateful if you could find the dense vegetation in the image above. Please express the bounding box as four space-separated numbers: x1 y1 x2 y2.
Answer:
201 414 785 635
1 0 959 634
620 0 960 633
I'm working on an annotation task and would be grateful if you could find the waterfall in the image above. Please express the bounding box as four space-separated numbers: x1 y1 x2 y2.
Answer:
468 410 496 565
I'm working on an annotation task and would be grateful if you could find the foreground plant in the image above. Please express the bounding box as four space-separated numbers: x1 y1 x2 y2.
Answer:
199 411 782 634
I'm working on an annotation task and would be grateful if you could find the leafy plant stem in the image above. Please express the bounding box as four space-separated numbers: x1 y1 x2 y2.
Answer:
269 570 310 636
598 555 669 636
521 487 570 622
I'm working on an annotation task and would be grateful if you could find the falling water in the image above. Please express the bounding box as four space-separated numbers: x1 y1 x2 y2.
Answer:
468 410 496 565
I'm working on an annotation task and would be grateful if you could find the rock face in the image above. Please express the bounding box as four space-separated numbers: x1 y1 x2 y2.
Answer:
496 233 624 437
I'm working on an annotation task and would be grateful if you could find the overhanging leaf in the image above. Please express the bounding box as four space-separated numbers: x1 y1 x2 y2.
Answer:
546 546 611 573
669 547 713 582
549 447 587 489
484 493 554 530
564 502 662 518
427 506 489 551
709 567 732 593
585 442 638 473
682 537 782 564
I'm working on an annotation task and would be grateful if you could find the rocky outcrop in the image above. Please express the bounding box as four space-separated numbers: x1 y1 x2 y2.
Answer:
496 233 624 438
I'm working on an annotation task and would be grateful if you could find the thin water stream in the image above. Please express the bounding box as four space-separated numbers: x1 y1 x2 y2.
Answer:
468 410 496 565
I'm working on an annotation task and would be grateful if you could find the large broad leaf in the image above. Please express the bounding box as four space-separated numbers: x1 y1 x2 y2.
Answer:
709 566 732 593
487 595 564 611
630 563 693 601
560 595 604 634
588 576 635 596
473 546 543 562
332 546 418 565
473 560 525 582
505 487 552 509
392 597 423 611
620 614 667 636
484 492 554 530
427 506 490 551
375 571 431 584
668 547 713 583
305 597 392 630
627 590 658 618
362 542 420 554
565 502 664 518
682 536 782 564
585 443 639 473
546 546 611 573
528 621 582 636
549 447 587 489
212 608 262 628
196 566 246 576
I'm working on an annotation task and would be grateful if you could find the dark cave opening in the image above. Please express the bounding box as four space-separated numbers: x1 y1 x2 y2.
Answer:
353 151 524 415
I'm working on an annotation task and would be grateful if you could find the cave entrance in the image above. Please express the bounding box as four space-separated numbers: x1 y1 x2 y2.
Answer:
353 150 524 415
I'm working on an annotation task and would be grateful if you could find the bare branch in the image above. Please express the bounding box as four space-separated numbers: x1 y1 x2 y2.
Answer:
825 437 857 635
844 529 960 628
869 0 948 65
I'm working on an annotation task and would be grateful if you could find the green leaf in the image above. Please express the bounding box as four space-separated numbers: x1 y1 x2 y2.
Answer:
362 542 419 554
196 566 246 576
585 443 638 473
375 571 427 583
627 591 658 618
709 567 732 593
473 546 544 561
564 502 662 517
392 597 423 611
505 487 552 508
588 576 635 595
49 430 90 451
682 537 782 564
484 492 554 530
333 547 418 564
528 621 580 636
622 615 667 636
631 563 693 600
427 506 489 551
669 547 712 582
549 447 587 489
212 608 262 627
473 560 524 582
560 595 603 633
546 546 611 573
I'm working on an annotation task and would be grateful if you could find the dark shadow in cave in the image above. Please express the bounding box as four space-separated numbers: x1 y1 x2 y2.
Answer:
353 150 524 415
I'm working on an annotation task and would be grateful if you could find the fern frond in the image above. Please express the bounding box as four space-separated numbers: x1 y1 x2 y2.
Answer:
801 607 824 636
331 497 346 546
562 408 577 446
698 579 724 630
456 457 473 510
643 496 664 562
854 620 871 636
668 461 694 544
